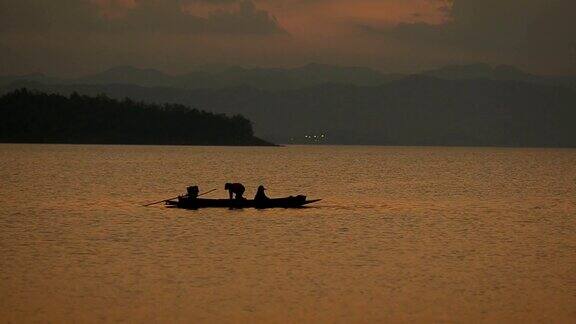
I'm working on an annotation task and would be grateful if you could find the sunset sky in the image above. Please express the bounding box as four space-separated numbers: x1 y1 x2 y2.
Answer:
1 0 575 76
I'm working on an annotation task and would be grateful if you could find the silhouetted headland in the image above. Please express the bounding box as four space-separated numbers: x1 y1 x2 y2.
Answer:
0 89 274 146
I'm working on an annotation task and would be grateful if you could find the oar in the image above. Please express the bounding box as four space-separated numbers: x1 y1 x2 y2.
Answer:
143 188 217 207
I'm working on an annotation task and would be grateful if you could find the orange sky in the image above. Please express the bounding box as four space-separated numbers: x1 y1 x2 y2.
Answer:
94 0 453 70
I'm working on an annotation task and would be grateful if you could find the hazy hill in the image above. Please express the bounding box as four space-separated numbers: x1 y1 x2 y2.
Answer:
74 66 176 88
3 63 575 91
421 63 576 88
69 63 399 90
0 73 62 88
2 64 401 90
4 76 575 147
421 63 538 81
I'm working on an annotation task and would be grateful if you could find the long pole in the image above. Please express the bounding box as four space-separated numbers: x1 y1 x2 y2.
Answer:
197 188 217 197
143 196 180 207
143 188 217 207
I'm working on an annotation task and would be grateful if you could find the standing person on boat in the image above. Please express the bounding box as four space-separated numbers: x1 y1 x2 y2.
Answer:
225 183 245 200
186 185 199 199
254 185 269 201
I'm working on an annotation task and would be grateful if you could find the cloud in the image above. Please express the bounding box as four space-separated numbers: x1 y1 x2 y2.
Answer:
0 0 286 35
360 0 576 73
363 0 539 47
0 0 574 76
196 0 287 35
0 0 98 32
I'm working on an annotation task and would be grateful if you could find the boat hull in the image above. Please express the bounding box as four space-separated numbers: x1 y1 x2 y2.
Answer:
166 195 320 209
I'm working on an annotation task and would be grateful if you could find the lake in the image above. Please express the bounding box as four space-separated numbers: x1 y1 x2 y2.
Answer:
1 144 575 323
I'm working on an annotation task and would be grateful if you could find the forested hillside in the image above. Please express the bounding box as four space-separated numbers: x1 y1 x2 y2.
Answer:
0 89 271 146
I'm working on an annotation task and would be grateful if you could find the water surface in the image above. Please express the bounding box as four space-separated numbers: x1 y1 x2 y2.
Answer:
1 144 575 323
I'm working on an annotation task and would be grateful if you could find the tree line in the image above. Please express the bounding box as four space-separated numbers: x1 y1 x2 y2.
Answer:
0 89 271 146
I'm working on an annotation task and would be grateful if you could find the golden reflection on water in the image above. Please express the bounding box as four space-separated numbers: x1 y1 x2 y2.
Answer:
0 144 575 323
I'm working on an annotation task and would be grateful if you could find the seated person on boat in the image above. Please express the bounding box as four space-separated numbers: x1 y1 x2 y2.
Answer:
225 182 245 200
186 185 199 199
254 185 269 201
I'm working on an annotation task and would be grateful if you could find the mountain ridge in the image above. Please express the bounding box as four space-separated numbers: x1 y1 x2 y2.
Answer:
2 63 574 91
4 74 575 147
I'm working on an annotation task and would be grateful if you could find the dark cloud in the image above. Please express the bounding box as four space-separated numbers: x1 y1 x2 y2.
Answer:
204 0 286 34
361 0 576 73
0 0 286 35
363 0 540 48
0 0 97 32
114 0 286 35
0 0 289 76
0 0 574 76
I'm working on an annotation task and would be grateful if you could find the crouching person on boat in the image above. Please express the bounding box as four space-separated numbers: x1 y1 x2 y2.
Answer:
225 183 245 200
254 185 269 201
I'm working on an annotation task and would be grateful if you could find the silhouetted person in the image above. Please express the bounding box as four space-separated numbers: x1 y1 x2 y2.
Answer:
187 185 199 199
225 183 245 200
254 185 269 201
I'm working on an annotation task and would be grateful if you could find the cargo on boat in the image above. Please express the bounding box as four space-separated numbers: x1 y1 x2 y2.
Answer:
166 195 321 209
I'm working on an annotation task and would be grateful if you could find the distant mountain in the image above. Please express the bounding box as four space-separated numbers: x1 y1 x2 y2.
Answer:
176 63 401 90
421 63 538 81
421 63 576 88
4 76 575 147
3 63 575 90
123 63 400 89
1 64 402 90
74 66 175 88
0 73 62 87
2 62 575 147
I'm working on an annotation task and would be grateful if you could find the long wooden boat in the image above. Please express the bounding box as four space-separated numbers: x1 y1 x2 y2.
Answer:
166 195 321 209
